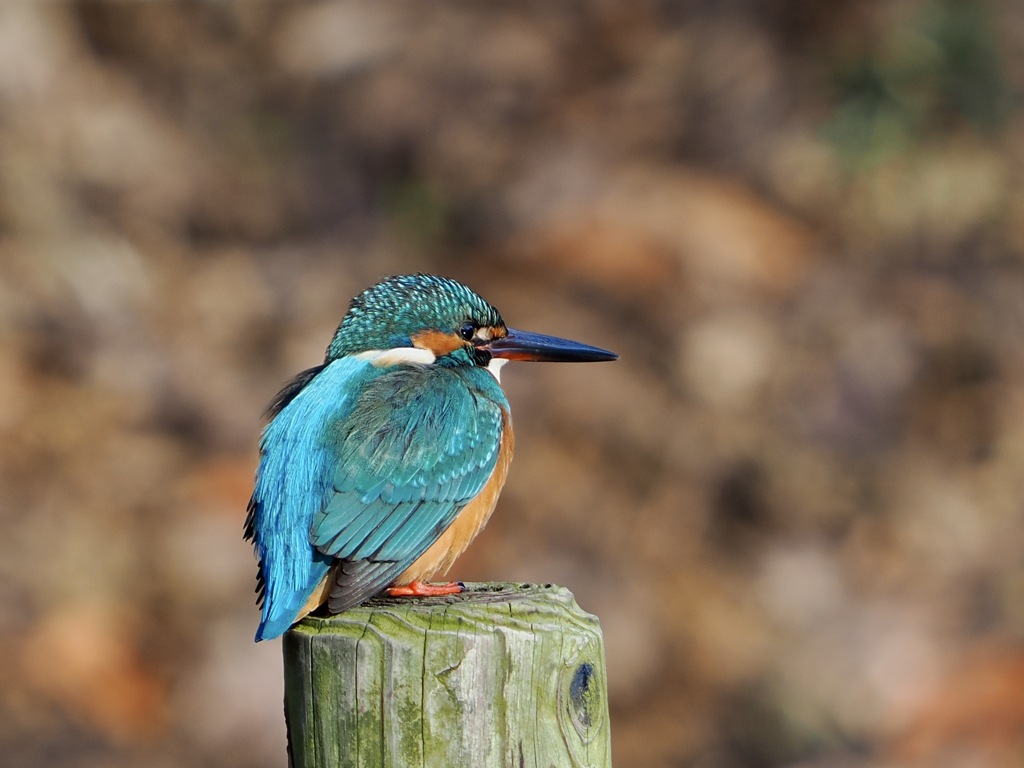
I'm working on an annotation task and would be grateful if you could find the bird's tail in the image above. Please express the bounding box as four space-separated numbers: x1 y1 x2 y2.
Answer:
255 560 333 642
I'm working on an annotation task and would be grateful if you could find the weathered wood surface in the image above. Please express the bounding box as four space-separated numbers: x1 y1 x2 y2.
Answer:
283 582 611 768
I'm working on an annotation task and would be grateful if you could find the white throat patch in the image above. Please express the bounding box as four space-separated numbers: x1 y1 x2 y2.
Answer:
487 357 507 382
357 346 507 381
356 347 436 367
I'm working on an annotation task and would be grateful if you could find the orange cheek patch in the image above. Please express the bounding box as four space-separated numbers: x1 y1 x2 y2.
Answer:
411 329 465 356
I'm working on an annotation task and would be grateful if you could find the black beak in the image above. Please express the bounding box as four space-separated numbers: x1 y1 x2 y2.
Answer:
483 328 618 363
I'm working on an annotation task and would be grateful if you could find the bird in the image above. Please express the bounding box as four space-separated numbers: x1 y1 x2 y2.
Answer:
244 273 617 641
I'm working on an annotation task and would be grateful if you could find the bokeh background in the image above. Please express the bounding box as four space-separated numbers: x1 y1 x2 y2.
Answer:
3 2 1024 767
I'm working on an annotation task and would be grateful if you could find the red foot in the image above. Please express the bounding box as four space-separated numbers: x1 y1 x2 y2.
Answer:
385 580 464 598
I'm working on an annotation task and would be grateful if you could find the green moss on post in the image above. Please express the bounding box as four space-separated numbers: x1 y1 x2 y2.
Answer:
283 582 612 768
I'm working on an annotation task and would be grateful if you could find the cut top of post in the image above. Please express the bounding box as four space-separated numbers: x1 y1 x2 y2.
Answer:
284 582 612 768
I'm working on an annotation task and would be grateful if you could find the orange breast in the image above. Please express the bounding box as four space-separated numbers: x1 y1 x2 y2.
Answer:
395 408 515 585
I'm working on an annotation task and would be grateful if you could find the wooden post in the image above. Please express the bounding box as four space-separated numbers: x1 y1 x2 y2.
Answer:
282 582 612 768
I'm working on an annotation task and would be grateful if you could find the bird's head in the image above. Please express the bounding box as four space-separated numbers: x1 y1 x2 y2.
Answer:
326 274 617 372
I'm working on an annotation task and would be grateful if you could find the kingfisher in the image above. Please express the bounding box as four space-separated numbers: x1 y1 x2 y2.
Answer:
244 273 617 641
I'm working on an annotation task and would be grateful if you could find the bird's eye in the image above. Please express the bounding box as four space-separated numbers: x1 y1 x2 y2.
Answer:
458 323 476 341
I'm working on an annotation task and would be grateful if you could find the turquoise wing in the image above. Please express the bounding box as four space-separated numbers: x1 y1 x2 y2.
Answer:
310 364 507 612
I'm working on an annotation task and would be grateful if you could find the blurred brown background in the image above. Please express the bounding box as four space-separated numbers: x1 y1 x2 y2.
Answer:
2 2 1024 767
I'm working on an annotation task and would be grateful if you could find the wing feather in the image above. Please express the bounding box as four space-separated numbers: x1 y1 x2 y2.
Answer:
248 359 508 639
311 365 507 610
